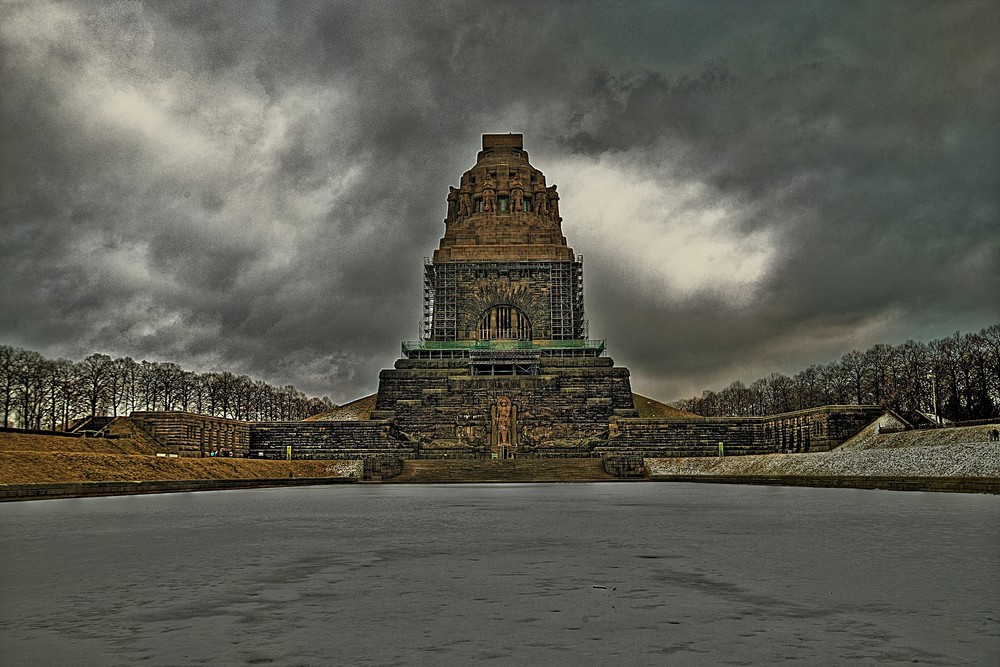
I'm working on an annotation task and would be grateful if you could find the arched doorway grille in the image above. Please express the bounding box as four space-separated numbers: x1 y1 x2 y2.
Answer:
478 305 531 341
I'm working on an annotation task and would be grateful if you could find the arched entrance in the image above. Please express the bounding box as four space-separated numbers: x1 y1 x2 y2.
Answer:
478 305 531 341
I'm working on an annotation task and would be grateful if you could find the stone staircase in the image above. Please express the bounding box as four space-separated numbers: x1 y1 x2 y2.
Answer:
389 458 616 483
69 416 116 434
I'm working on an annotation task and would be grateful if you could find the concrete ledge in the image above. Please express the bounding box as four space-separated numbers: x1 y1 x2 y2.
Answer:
0 477 356 502
7 474 993 497
648 474 1000 494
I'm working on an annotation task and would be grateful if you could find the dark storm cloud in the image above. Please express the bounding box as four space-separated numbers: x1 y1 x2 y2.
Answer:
1 1 997 402
553 2 1000 397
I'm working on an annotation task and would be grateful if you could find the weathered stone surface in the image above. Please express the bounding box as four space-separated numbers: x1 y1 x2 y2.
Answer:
249 421 416 460
603 455 646 478
362 456 404 480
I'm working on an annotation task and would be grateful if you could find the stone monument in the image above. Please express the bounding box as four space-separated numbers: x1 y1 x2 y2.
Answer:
372 134 639 458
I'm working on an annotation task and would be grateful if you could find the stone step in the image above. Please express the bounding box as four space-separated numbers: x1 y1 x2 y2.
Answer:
596 447 774 458
390 458 615 483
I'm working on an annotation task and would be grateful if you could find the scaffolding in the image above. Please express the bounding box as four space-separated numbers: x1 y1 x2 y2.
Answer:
429 262 458 340
421 258 433 341
425 258 585 342
574 255 585 339
468 349 540 376
402 339 605 359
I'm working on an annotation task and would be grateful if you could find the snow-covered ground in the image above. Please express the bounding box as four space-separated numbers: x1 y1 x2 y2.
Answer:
647 423 1000 477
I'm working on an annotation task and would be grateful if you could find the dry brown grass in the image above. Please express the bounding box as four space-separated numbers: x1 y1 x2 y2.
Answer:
0 451 337 484
0 430 336 484
631 393 700 419
304 393 379 421
0 433 155 455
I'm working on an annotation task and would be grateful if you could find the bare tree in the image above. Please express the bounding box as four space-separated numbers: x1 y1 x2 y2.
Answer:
13 349 47 428
78 353 114 419
0 345 15 427
672 324 998 420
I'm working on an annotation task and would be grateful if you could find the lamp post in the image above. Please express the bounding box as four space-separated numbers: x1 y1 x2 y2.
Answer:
927 371 940 425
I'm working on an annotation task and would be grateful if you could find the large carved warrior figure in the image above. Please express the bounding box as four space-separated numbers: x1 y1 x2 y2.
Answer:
491 396 518 456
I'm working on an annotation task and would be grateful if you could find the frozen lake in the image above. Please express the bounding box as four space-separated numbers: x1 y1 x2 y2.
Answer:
1 483 998 665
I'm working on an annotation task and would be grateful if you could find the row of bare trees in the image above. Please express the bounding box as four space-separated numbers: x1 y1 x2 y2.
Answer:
0 347 334 430
672 324 1000 421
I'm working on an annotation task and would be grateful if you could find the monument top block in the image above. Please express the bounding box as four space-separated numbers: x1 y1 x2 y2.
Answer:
482 133 523 151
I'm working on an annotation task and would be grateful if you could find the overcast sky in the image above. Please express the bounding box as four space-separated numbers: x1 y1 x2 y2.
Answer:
2 1 998 403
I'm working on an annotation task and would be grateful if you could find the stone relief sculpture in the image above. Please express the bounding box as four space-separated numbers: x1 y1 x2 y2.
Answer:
455 424 480 446
496 397 511 444
458 191 471 217
491 396 518 452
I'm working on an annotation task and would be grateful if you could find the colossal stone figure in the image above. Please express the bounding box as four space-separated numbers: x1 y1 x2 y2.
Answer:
510 173 524 212
482 173 497 214
533 189 548 216
447 186 459 221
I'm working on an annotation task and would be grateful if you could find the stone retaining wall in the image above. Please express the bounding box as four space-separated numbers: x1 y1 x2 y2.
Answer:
1 477 356 502
607 406 886 457
603 455 646 478
759 406 885 452
363 455 405 480
606 417 764 457
131 412 250 457
249 421 416 459
647 474 1000 494
121 406 888 461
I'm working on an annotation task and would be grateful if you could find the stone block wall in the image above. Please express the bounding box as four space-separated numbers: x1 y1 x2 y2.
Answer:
362 456 405 480
758 405 885 453
603 455 646 478
604 406 886 457
604 418 764 458
130 412 250 457
248 421 416 460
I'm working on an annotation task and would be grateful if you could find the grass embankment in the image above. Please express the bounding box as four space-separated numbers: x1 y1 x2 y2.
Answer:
0 451 340 485
0 419 341 485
